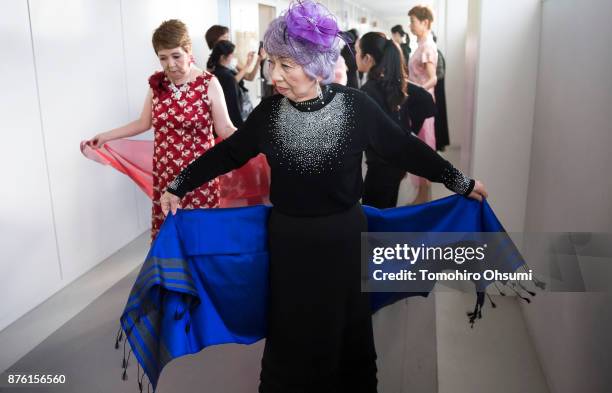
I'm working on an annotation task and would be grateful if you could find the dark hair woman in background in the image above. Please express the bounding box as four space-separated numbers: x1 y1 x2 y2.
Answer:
207 40 244 128
205 25 261 84
390 24 411 67
356 32 437 208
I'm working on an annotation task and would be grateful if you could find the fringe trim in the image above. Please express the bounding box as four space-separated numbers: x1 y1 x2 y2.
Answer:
467 269 547 328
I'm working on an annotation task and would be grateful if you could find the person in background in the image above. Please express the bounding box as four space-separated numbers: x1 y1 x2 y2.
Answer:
205 24 257 121
391 24 411 67
207 40 244 128
259 44 275 98
356 31 409 208
205 24 260 83
340 29 360 88
408 5 438 204
88 20 236 240
333 55 348 85
432 31 450 151
356 32 436 209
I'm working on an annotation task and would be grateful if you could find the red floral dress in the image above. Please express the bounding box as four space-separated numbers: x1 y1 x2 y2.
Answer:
149 71 220 240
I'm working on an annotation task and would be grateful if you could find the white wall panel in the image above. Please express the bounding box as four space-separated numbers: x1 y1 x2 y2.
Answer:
28 0 142 282
443 0 468 150
523 1 612 392
0 0 222 332
469 0 541 232
0 0 223 342
0 0 63 332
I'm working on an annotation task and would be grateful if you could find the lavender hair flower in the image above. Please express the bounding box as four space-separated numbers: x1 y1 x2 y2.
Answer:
285 0 340 49
264 0 348 84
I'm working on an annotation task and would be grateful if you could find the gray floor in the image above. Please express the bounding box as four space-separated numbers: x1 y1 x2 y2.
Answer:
0 146 550 393
0 266 549 393
0 259 267 393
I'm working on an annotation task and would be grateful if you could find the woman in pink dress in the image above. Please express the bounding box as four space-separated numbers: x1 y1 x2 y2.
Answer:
88 20 236 240
408 5 438 204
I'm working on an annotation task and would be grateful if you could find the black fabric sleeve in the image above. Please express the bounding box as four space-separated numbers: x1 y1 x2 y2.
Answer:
166 102 263 198
361 82 389 116
360 81 379 102
403 83 437 132
215 71 244 127
360 92 474 195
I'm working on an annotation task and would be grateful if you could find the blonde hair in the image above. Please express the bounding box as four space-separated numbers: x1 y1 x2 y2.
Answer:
152 19 192 54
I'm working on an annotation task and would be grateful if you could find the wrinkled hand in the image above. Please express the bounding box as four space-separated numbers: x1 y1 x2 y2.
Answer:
467 180 488 202
88 132 109 149
160 191 181 216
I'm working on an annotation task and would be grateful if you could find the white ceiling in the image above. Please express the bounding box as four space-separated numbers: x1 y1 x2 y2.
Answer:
349 0 426 19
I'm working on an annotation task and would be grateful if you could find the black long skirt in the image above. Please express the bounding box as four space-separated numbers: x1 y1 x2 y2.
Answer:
259 204 378 393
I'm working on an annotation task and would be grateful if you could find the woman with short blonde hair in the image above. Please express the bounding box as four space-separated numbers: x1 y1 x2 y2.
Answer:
89 19 236 240
408 5 439 204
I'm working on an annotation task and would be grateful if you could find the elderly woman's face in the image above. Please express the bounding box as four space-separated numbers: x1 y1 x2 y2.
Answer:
157 46 191 82
268 55 319 101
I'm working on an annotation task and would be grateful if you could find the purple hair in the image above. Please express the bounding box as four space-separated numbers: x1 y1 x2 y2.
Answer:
263 1 341 84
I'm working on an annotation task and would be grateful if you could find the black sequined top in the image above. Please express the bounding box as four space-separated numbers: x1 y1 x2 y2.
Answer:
167 84 474 216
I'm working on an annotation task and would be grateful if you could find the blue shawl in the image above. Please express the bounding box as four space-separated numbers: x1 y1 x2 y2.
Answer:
117 195 525 391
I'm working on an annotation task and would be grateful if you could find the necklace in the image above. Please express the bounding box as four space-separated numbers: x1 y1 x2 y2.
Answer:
292 85 328 110
169 81 190 100
167 68 193 100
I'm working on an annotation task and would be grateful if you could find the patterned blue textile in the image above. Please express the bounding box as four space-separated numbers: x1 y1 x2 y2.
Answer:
119 195 523 390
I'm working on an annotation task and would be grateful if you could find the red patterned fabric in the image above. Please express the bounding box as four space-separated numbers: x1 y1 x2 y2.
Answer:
80 139 271 211
80 70 270 240
149 71 220 240
80 139 154 198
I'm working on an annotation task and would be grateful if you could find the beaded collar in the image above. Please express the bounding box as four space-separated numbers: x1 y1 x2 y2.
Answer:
287 84 336 112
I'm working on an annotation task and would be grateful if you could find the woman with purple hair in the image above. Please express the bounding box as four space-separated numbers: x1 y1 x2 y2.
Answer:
160 1 487 391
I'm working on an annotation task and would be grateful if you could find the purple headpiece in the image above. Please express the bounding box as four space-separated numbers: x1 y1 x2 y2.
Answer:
264 0 349 84
284 0 341 49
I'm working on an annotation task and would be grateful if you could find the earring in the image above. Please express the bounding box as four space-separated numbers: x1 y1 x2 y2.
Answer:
316 83 324 102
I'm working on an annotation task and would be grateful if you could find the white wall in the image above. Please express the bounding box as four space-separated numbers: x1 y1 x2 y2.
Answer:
442 0 468 151
0 0 219 333
522 0 612 392
466 0 541 232
28 0 141 284
0 0 63 333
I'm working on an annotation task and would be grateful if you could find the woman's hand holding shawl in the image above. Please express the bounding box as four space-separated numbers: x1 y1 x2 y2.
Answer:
161 191 181 216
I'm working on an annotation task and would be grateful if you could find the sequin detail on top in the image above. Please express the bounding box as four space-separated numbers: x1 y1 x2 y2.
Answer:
441 166 475 195
270 92 353 175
